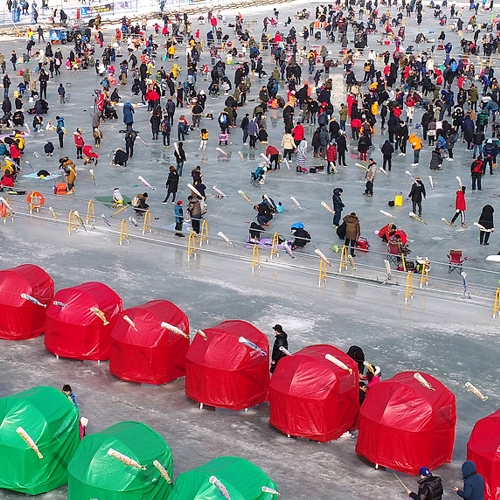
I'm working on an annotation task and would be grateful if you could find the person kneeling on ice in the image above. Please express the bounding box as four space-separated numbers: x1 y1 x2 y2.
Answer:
407 467 444 500
0 169 15 190
131 192 149 216
378 223 397 242
251 165 266 185
290 222 311 250
44 141 54 156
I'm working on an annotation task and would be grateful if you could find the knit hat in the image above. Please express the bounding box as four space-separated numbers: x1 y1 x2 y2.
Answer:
177 200 182 205
419 467 431 477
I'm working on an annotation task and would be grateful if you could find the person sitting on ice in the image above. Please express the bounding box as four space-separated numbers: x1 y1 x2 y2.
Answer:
113 187 124 206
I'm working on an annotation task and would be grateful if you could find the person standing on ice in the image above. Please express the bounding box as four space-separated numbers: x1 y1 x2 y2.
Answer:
270 324 288 374
448 186 467 227
406 467 443 500
453 461 484 500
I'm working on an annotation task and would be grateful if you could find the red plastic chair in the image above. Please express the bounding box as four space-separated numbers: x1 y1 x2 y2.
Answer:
447 249 467 275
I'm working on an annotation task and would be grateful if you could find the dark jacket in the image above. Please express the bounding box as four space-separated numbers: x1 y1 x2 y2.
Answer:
336 134 347 152
381 139 394 157
271 331 288 365
456 461 484 500
123 101 134 124
478 204 494 229
166 170 179 192
410 475 443 500
429 150 443 170
409 180 426 201
332 188 345 212
343 213 360 240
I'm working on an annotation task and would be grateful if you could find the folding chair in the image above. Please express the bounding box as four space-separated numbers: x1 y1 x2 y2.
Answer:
447 249 467 274
387 240 402 268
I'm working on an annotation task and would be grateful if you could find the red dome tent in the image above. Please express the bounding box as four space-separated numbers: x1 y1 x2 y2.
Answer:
356 371 456 474
0 264 54 340
109 300 190 385
185 320 269 411
269 344 359 442
467 409 500 500
44 282 122 361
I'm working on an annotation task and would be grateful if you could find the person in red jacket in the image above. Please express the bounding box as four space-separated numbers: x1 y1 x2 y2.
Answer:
292 122 305 147
265 144 280 170
0 169 15 189
326 142 337 174
9 140 21 167
73 128 84 159
449 186 467 227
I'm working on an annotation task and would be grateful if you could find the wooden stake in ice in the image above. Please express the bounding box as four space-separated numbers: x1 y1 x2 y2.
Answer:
216 147 228 156
262 486 281 495
465 382 488 401
209 476 231 500
238 190 252 204
379 167 388 176
107 448 146 470
218 231 234 246
195 329 207 340
315 249 332 266
49 207 58 221
321 201 335 215
380 209 396 218
238 336 266 356
428 175 434 190
456 176 463 189
290 196 303 210
138 176 155 190
213 186 227 197
187 183 203 198
123 315 137 331
90 307 109 325
279 346 292 356
153 460 173 484
325 353 353 373
21 293 46 307
405 170 417 184
16 426 43 459
161 321 189 339
414 372 435 390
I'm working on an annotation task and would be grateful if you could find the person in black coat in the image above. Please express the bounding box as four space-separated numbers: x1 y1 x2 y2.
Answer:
408 177 426 216
150 107 162 140
332 187 344 227
381 139 395 171
336 131 348 166
408 467 443 500
270 324 288 374
162 165 179 203
478 204 494 245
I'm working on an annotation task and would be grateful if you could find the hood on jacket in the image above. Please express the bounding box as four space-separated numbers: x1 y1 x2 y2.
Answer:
297 140 307 154
462 460 477 479
344 214 358 223
482 204 494 214
333 187 342 197
124 101 133 109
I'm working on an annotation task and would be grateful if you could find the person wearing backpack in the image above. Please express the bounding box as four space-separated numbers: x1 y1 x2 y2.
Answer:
407 467 443 500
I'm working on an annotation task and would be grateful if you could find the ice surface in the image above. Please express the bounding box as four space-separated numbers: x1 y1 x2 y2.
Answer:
0 0 499 498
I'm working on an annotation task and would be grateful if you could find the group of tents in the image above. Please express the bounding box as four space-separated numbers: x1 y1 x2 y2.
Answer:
0 264 498 499
0 386 278 498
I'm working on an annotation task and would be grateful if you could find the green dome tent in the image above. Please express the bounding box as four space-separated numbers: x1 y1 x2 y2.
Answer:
170 456 279 500
68 421 173 500
0 385 80 495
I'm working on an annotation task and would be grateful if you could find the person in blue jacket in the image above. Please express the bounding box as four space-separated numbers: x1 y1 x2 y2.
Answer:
122 101 134 132
453 460 484 500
